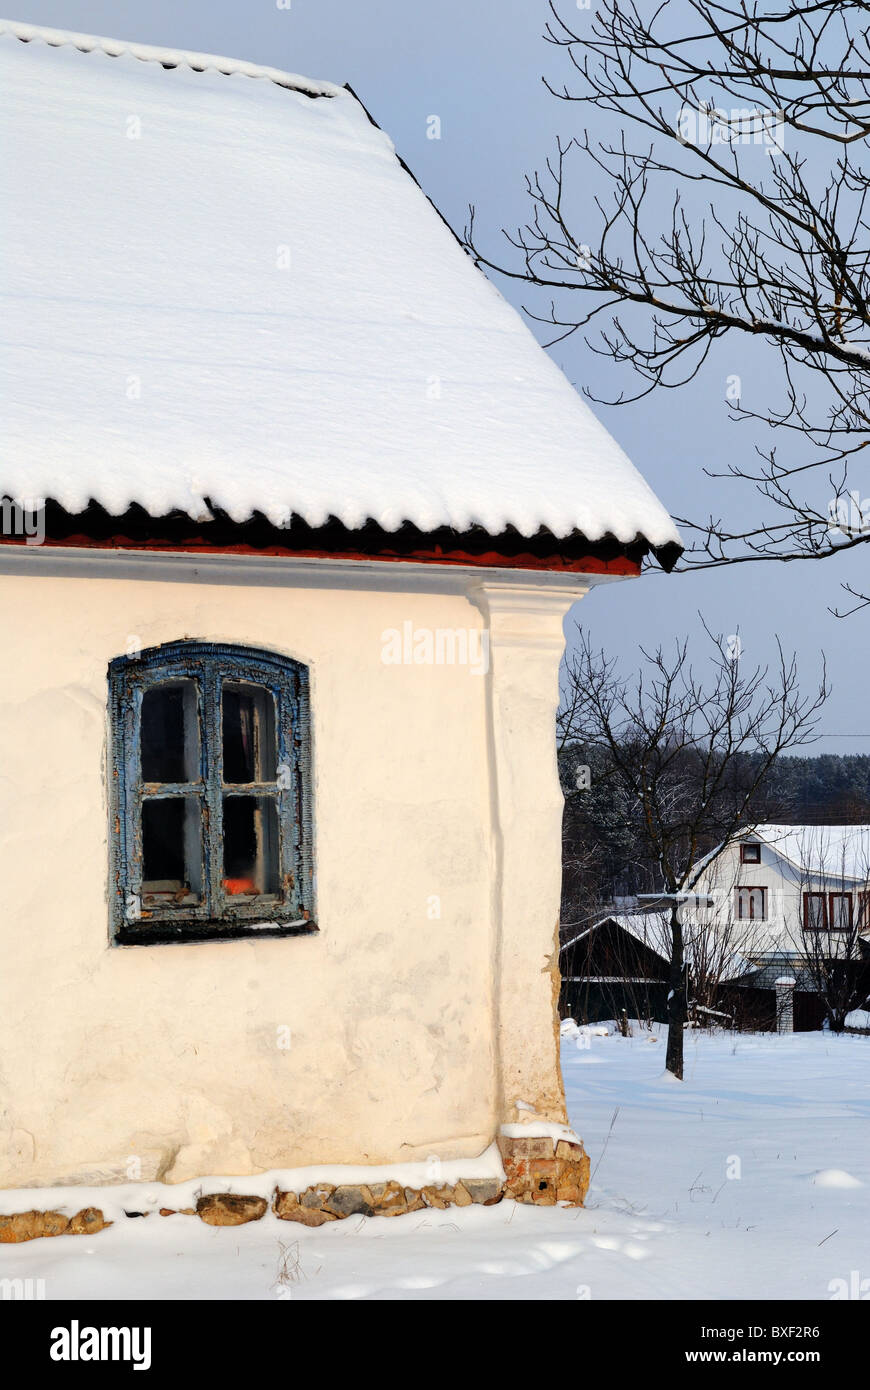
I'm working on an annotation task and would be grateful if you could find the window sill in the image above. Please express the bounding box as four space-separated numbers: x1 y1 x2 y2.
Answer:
114 920 318 946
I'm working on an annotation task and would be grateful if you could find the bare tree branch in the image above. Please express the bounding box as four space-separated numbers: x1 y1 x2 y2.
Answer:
466 0 870 610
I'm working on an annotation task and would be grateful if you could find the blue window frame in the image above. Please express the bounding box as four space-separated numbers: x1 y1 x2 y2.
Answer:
108 641 315 944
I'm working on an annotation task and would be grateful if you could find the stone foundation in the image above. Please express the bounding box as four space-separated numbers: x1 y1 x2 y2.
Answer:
498 1134 591 1206
271 1175 503 1225
0 1207 110 1243
196 1193 268 1226
0 1137 589 1239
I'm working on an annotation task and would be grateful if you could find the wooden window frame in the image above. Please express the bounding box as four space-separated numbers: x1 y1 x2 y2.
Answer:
828 891 853 933
740 842 761 864
803 892 828 932
735 885 767 921
109 640 315 945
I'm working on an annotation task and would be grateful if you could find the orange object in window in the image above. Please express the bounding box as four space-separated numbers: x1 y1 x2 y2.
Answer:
223 876 256 896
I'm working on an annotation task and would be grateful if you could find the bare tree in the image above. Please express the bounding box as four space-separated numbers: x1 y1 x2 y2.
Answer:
467 1 870 611
559 623 826 1076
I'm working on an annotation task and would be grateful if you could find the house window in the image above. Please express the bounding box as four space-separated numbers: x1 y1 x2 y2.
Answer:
109 641 314 944
735 887 767 921
740 842 761 864
858 893 870 930
829 893 853 932
803 892 827 932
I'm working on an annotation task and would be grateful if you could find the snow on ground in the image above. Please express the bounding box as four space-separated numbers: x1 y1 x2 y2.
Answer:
845 1008 870 1031
2 1027 868 1300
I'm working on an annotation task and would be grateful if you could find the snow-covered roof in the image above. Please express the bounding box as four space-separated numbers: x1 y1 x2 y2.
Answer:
562 912 752 982
734 825 870 882
562 913 673 958
687 823 870 886
0 21 681 550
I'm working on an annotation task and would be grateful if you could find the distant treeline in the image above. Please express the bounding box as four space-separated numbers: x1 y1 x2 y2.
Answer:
758 752 870 822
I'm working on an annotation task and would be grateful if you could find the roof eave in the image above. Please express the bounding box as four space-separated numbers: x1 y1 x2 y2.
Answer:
0 498 667 577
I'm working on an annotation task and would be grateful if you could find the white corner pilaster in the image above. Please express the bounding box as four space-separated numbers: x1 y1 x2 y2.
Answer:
469 578 590 1127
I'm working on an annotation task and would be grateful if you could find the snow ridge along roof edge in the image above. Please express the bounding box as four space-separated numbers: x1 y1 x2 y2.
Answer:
0 16 341 95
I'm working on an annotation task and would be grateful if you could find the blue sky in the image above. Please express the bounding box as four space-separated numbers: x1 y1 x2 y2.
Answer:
11 0 869 752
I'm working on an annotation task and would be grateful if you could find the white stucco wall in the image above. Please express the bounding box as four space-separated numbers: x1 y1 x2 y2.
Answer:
0 551 596 1187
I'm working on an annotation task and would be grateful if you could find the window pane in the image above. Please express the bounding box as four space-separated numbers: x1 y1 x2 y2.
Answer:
736 887 765 921
805 895 825 930
142 797 202 903
222 684 277 783
222 795 279 896
831 894 851 930
141 681 199 783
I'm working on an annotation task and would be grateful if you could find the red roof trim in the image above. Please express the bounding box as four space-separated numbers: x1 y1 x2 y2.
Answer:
0 529 642 576
0 501 655 575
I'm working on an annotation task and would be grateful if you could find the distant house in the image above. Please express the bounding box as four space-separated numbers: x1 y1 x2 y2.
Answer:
561 826 870 1032
687 824 870 1030
690 824 870 950
560 909 750 1028
0 22 680 1194
560 914 671 1024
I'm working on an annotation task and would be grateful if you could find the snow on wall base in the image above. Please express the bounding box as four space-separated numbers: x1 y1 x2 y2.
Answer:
0 1135 590 1240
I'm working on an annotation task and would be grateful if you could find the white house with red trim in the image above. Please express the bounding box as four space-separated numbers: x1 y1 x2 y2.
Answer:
688 825 870 966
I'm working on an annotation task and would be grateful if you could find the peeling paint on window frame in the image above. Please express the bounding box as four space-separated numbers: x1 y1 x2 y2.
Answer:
108 640 316 945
